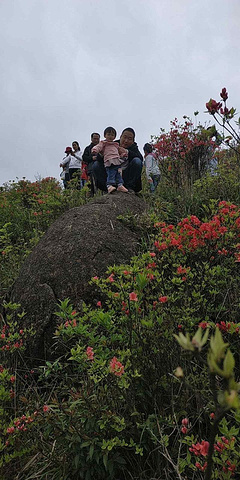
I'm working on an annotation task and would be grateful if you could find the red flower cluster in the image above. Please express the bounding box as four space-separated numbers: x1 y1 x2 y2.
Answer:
195 461 207 472
223 460 236 475
198 321 209 329
189 440 209 457
206 98 222 115
154 202 240 256
86 346 94 361
64 318 77 328
215 321 231 332
109 357 124 377
154 118 216 170
129 292 138 302
159 296 168 303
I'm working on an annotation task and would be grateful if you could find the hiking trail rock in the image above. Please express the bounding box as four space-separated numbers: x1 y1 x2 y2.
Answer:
10 193 146 360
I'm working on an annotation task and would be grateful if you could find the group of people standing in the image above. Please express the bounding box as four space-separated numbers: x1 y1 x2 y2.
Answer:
60 127 161 194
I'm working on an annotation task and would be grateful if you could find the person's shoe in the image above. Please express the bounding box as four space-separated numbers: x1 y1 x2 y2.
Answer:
107 185 116 194
117 185 128 193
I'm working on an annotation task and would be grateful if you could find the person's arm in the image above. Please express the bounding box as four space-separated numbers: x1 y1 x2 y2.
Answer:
92 141 104 155
118 146 128 158
60 156 69 167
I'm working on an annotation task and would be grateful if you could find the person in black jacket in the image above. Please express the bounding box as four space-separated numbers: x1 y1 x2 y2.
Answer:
82 132 101 194
92 127 143 193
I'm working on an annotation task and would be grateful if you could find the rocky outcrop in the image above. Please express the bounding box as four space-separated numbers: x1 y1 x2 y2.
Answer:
10 193 146 360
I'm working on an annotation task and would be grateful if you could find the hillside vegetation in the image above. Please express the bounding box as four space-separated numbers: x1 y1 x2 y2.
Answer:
1 93 240 479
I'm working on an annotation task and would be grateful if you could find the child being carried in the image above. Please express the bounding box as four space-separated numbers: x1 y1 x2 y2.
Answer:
91 127 128 194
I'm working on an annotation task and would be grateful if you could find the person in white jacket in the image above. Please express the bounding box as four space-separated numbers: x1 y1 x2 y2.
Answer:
143 143 161 193
60 146 82 188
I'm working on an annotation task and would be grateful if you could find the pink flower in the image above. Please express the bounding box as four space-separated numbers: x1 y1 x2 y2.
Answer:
43 405 50 412
10 376 16 383
206 99 222 115
181 418 189 426
149 252 156 257
198 321 209 329
6 427 15 434
210 412 215 419
129 292 138 302
181 426 188 434
109 357 124 377
86 346 94 361
97 301 102 307
190 440 209 457
159 296 168 303
93 276 99 280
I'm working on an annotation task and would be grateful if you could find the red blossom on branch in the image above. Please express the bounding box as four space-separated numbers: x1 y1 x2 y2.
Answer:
109 357 124 377
129 292 138 302
86 346 94 361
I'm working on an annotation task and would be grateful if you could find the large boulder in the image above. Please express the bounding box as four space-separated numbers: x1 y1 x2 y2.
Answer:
10 193 146 360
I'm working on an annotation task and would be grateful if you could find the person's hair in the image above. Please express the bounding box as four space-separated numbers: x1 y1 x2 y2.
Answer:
72 141 80 150
104 126 117 137
91 132 100 139
121 127 135 140
143 143 153 154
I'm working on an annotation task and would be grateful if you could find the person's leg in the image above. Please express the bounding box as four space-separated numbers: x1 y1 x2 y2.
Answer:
106 166 117 193
64 172 70 188
153 175 160 191
116 169 128 192
149 179 155 193
116 168 123 186
122 157 143 192
92 160 107 192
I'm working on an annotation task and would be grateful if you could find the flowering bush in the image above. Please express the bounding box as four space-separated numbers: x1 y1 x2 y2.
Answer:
153 117 219 189
1 102 240 478
0 177 89 294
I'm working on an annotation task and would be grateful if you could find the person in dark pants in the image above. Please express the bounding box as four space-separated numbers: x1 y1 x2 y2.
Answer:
92 128 143 193
82 133 101 194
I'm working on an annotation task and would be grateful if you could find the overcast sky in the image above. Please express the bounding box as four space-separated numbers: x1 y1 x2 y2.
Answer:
0 0 239 186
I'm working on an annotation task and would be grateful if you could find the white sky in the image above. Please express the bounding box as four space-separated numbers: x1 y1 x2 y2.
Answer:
0 0 239 185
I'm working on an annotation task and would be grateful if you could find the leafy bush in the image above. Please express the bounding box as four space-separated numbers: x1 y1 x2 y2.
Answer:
0 177 90 294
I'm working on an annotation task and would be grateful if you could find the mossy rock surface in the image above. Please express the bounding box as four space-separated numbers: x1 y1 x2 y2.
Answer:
10 193 146 360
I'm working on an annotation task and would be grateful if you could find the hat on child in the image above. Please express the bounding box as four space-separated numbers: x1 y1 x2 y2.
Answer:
65 146 72 153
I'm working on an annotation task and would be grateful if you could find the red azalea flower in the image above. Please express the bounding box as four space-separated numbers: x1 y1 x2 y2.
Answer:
159 296 168 303
129 292 138 302
109 357 124 376
86 346 94 361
